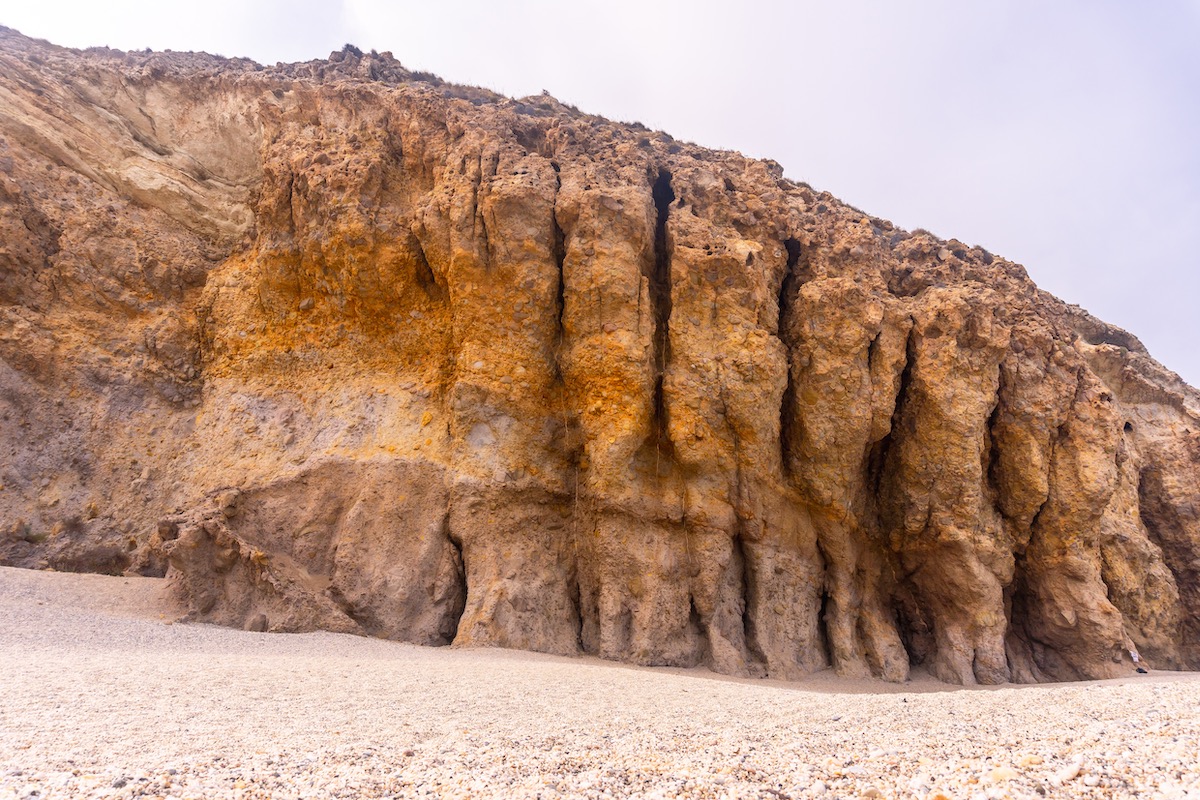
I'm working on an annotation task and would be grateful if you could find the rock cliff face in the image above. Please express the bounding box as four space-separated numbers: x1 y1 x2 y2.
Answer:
2 28 1198 684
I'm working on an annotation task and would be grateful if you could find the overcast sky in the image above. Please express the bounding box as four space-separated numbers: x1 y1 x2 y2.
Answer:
4 1 1199 386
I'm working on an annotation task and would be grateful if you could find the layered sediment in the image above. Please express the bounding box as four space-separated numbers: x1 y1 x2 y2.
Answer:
2 27 1198 684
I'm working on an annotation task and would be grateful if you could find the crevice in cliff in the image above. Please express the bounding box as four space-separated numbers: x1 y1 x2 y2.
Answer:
649 168 676 460
778 238 803 477
783 237 804 279
984 393 1003 502
283 171 298 239
1005 584 1039 679
866 327 883 371
477 209 490 265
1027 496 1049 540
1006 488 1049 673
688 594 707 666
568 565 585 652
472 152 492 265
894 588 933 667
551 167 568 384
868 320 917 501
548 165 584 539
410 231 446 301
735 534 767 668
816 584 833 667
810 535 837 668
443 505 468 645
779 373 798 479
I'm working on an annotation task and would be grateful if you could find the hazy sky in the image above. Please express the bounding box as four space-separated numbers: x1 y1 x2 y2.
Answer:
4 1 1199 385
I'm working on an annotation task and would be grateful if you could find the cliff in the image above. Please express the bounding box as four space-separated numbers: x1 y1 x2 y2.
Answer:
2 27 1198 684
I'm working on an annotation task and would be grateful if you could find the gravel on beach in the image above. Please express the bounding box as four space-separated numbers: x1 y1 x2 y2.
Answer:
2 565 1198 799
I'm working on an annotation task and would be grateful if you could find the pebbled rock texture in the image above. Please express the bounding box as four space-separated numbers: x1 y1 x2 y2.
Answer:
2 28 1198 684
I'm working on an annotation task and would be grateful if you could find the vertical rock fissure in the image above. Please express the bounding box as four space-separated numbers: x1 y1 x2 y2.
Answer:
473 153 491 264
736 532 767 668
778 238 803 477
568 559 585 652
688 594 707 666
551 170 567 383
1026 496 1050 545
443 502 468 644
816 586 834 668
548 163 583 575
650 169 676 456
984 393 1003 502
867 322 883 356
410 232 444 300
283 171 298 238
1007 487 1050 656
809 536 835 667
868 319 917 501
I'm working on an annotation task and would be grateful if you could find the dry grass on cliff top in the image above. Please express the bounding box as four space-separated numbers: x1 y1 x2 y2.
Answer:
1 565 1198 800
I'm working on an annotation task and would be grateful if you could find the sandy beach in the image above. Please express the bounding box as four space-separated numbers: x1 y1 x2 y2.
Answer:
1 565 1197 799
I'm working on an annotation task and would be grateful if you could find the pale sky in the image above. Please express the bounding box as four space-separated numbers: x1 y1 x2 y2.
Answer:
4 1 1199 386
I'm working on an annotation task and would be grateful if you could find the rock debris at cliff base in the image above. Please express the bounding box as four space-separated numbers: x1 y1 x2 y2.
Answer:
1 26 1199 685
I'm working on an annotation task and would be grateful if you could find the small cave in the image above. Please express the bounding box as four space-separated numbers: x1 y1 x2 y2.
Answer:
512 122 549 157
1081 326 1143 352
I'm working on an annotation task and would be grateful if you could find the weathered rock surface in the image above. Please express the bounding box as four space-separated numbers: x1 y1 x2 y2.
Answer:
2 28 1198 684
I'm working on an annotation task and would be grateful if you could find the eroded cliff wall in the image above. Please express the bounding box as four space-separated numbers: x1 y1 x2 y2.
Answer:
2 28 1198 684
